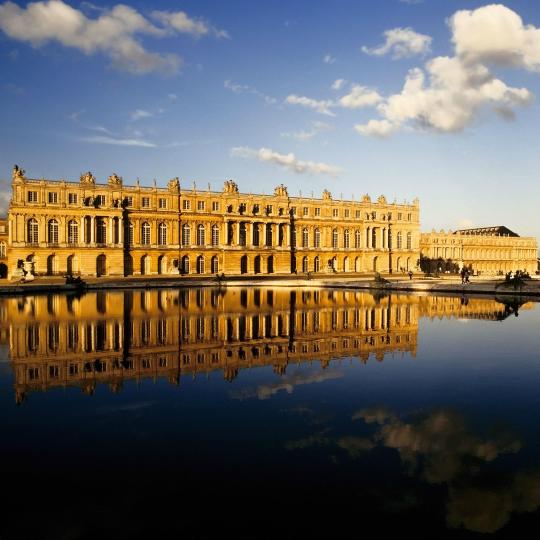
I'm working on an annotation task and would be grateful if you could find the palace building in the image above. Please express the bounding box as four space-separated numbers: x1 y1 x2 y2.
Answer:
420 226 538 275
6 165 420 278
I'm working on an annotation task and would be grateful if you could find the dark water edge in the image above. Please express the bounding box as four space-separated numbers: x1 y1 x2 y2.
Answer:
1 289 539 539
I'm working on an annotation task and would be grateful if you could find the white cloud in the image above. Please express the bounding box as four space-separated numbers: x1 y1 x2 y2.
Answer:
357 5 536 137
80 135 157 147
281 121 332 141
339 84 382 109
458 218 474 229
331 78 346 90
0 1 227 75
224 80 277 105
362 27 432 59
231 146 342 177
285 94 335 116
130 109 154 121
323 53 335 64
168 93 177 100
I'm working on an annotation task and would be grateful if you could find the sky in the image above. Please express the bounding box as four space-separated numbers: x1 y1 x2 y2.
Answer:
1 0 540 241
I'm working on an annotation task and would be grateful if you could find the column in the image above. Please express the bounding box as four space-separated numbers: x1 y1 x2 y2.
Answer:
90 216 95 244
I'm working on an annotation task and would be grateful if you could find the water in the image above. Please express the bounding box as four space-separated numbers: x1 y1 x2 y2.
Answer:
0 288 539 538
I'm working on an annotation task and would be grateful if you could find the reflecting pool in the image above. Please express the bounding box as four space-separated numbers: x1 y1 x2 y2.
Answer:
0 288 539 538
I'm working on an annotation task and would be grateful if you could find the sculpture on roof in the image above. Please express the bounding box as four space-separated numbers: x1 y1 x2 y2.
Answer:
12 165 25 182
322 189 332 200
168 177 180 192
80 171 95 185
377 195 387 204
362 194 371 203
223 179 239 193
274 184 288 197
108 173 122 186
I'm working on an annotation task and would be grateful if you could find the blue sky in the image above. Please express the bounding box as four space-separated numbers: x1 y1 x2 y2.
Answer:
1 0 540 241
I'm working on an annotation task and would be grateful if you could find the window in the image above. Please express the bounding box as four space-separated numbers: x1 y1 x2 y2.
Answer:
95 194 106 206
315 207 321 216
314 228 321 248
68 193 78 205
344 229 350 248
355 210 361 219
397 212 402 221
158 223 167 245
27 219 39 243
183 200 191 210
302 228 309 248
332 229 338 248
253 204 260 214
0 242 5 258
48 219 59 244
211 256 219 274
290 207 297 215
197 201 205 211
196 256 205 274
158 198 167 209
142 197 150 208
388 212 392 221
68 220 79 244
96 217 107 244
397 231 402 249
182 224 191 246
141 222 151 245
128 221 134 245
27 191 38 203
407 213 412 221
212 225 219 246
344 209 350 218
355 229 361 249
266 205 273 215
332 209 339 217
303 207 309 216
48 192 58 204
212 201 219 211
125 196 133 207
197 224 205 246
407 232 412 249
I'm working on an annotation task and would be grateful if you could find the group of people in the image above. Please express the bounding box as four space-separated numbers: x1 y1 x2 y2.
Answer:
460 267 471 284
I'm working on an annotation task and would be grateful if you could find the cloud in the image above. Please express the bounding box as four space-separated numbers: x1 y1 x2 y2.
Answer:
285 94 335 116
281 121 332 141
458 218 474 229
362 27 432 59
339 84 382 109
0 1 227 75
130 108 154 121
79 135 157 147
168 93 177 100
0 178 10 215
224 80 277 105
231 146 343 177
331 78 346 90
323 53 335 64
357 5 536 137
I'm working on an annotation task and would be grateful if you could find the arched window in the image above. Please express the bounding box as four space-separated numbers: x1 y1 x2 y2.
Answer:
355 229 361 249
397 231 402 249
314 256 320 272
314 228 321 248
266 224 273 247
96 218 107 244
181 255 190 274
302 256 309 272
48 219 59 244
68 220 79 244
344 229 350 249
302 228 309 248
212 225 219 246
196 255 205 274
0 242 5 258
407 232 412 249
182 224 191 246
158 223 167 246
128 221 134 246
211 256 219 274
141 222 151 245
27 218 39 244
197 224 205 246
332 228 338 249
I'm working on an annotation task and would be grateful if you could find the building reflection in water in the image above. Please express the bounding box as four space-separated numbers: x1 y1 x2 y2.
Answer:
0 288 533 403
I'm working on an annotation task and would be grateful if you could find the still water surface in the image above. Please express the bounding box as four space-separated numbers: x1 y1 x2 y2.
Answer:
0 288 539 538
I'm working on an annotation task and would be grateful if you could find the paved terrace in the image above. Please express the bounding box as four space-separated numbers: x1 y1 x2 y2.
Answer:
1 273 539 298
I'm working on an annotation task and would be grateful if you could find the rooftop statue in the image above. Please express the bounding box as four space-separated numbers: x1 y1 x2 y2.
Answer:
322 189 332 200
80 171 95 185
12 164 25 182
377 195 387 204
274 184 288 197
362 194 371 203
108 173 122 186
223 179 239 193
168 177 180 192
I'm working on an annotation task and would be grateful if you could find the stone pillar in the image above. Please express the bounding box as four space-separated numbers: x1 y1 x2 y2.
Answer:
90 216 95 244
246 222 252 248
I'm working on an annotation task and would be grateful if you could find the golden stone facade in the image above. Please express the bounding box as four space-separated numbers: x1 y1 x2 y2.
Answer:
420 227 537 275
6 166 420 277
0 288 530 402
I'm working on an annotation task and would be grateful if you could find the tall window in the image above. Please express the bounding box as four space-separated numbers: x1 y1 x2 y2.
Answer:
266 224 273 246
0 242 6 258
212 201 219 211
182 223 191 246
68 193 77 204
407 232 412 249
95 195 106 206
211 256 219 274
158 223 167 245
27 218 39 243
68 220 79 244
141 222 151 245
27 191 38 203
314 228 321 248
212 225 219 246
332 229 338 249
48 219 59 244
355 229 361 248
302 228 309 248
159 198 167 209
197 201 205 211
397 231 402 249
142 197 150 208
314 256 320 272
48 192 58 204
128 221 134 245
344 229 350 248
197 224 205 246
196 256 205 274
239 223 247 246
95 218 107 244
183 200 191 210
